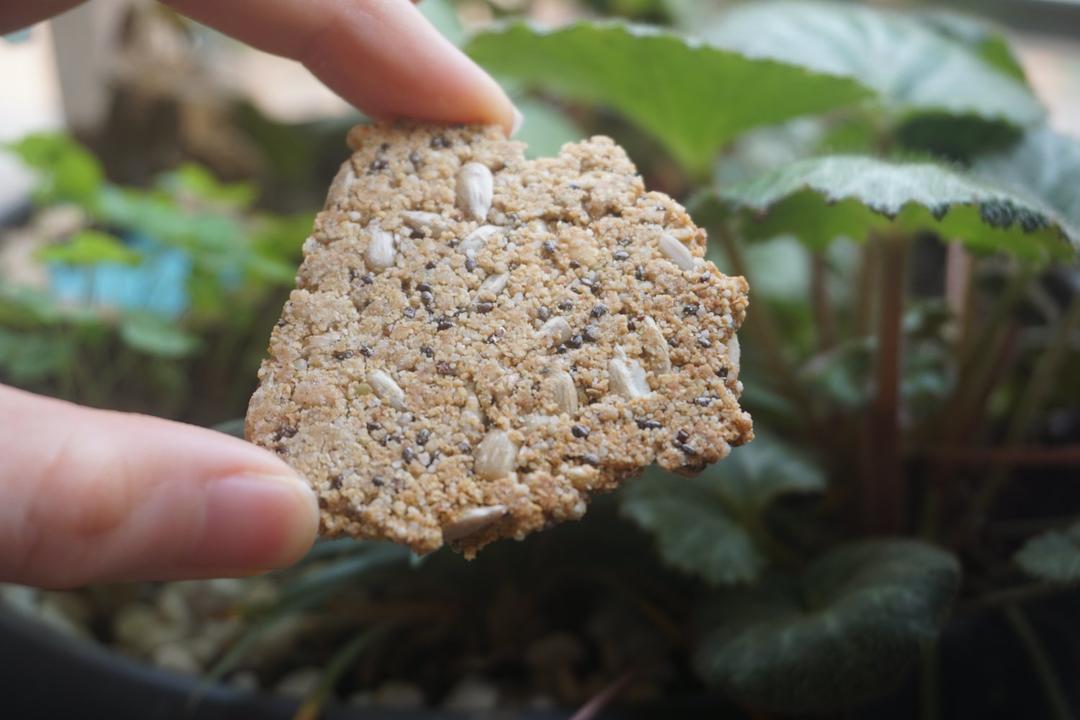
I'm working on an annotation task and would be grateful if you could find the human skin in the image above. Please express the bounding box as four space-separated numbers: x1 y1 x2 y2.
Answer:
0 0 518 588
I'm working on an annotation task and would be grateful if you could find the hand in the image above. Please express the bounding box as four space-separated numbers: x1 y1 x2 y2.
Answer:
1 0 518 588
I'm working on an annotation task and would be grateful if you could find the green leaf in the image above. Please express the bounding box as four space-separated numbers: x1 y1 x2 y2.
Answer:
37 230 141 267
915 9 1027 82
694 539 961 713
466 21 871 173
514 97 585 159
119 313 200 358
1015 522 1080 583
621 434 825 585
704 2 1042 130
5 133 104 204
975 126 1080 232
699 155 1079 262
159 163 256 208
0 329 76 383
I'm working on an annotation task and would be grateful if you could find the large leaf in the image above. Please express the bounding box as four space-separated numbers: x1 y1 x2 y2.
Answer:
914 9 1027 82
1014 522 1080 584
620 434 825 585
37 230 141 267
703 2 1042 131
695 539 960 713
466 21 871 173
699 155 1079 262
5 133 104 204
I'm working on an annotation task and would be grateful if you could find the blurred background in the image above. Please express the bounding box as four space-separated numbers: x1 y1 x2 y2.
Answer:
3 1 1080 719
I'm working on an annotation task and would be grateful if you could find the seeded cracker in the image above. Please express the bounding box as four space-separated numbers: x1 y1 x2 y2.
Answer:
246 123 753 557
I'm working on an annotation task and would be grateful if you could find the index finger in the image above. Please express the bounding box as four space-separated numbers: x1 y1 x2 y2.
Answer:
165 0 519 134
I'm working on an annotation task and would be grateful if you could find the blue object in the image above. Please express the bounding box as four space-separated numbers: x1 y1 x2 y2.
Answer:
47 233 191 317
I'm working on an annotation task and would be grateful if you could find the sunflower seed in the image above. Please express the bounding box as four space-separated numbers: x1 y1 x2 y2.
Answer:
367 370 406 410
475 430 518 480
443 505 508 541
727 334 741 381
609 346 651 399
366 226 396 271
539 317 573 346
326 161 356 206
658 232 696 271
400 211 446 235
460 225 501 258
640 316 671 373
456 162 494 221
523 414 559 431
548 369 578 414
479 272 509 296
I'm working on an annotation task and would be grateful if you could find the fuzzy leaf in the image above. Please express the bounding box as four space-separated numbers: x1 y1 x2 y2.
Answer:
466 21 871 173
1015 523 1080 583
699 155 1079 261
37 230 141 267
975 126 1080 232
704 2 1041 130
119 313 200 358
621 435 825 586
695 539 960 713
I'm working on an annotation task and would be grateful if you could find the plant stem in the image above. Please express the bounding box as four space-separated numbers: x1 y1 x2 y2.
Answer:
861 230 907 534
1003 606 1075 720
855 241 878 338
810 252 835 351
963 294 1080 541
944 242 972 354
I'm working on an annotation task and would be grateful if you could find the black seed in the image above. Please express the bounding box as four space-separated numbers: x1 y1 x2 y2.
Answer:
368 158 388 173
627 319 637 332
366 422 381 434
420 290 434 306
571 424 590 438
430 135 450 149
401 279 412 293
583 325 600 343
697 332 712 348
542 240 556 255
274 425 298 441
465 258 477 272
425 261 436 270
436 361 456 376
409 150 422 168
613 250 629 261
404 307 417 319
683 303 700 316
717 367 729 379
678 443 698 456
416 282 432 293
581 453 600 467
362 272 374 285
276 318 286 328
330 474 343 490
332 350 354 361
372 476 385 487
486 331 501 344
557 300 574 311
348 268 359 282
436 317 454 330
420 345 435 358
581 276 594 288
476 301 495 314
568 260 581 269
635 265 645 281
556 344 568 354
567 334 583 349
379 142 389 152
417 429 430 445
699 273 710 283
676 429 690 443
402 447 416 463
591 304 608 318
693 396 714 407
538 305 551 321
458 441 472 453
636 418 663 430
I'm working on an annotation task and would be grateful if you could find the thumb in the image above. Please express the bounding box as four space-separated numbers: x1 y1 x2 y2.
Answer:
0 385 318 588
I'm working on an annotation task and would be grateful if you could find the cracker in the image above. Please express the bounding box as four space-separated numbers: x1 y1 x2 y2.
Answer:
246 123 753 557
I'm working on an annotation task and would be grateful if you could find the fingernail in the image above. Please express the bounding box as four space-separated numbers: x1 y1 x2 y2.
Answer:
511 106 525 137
188 474 318 570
